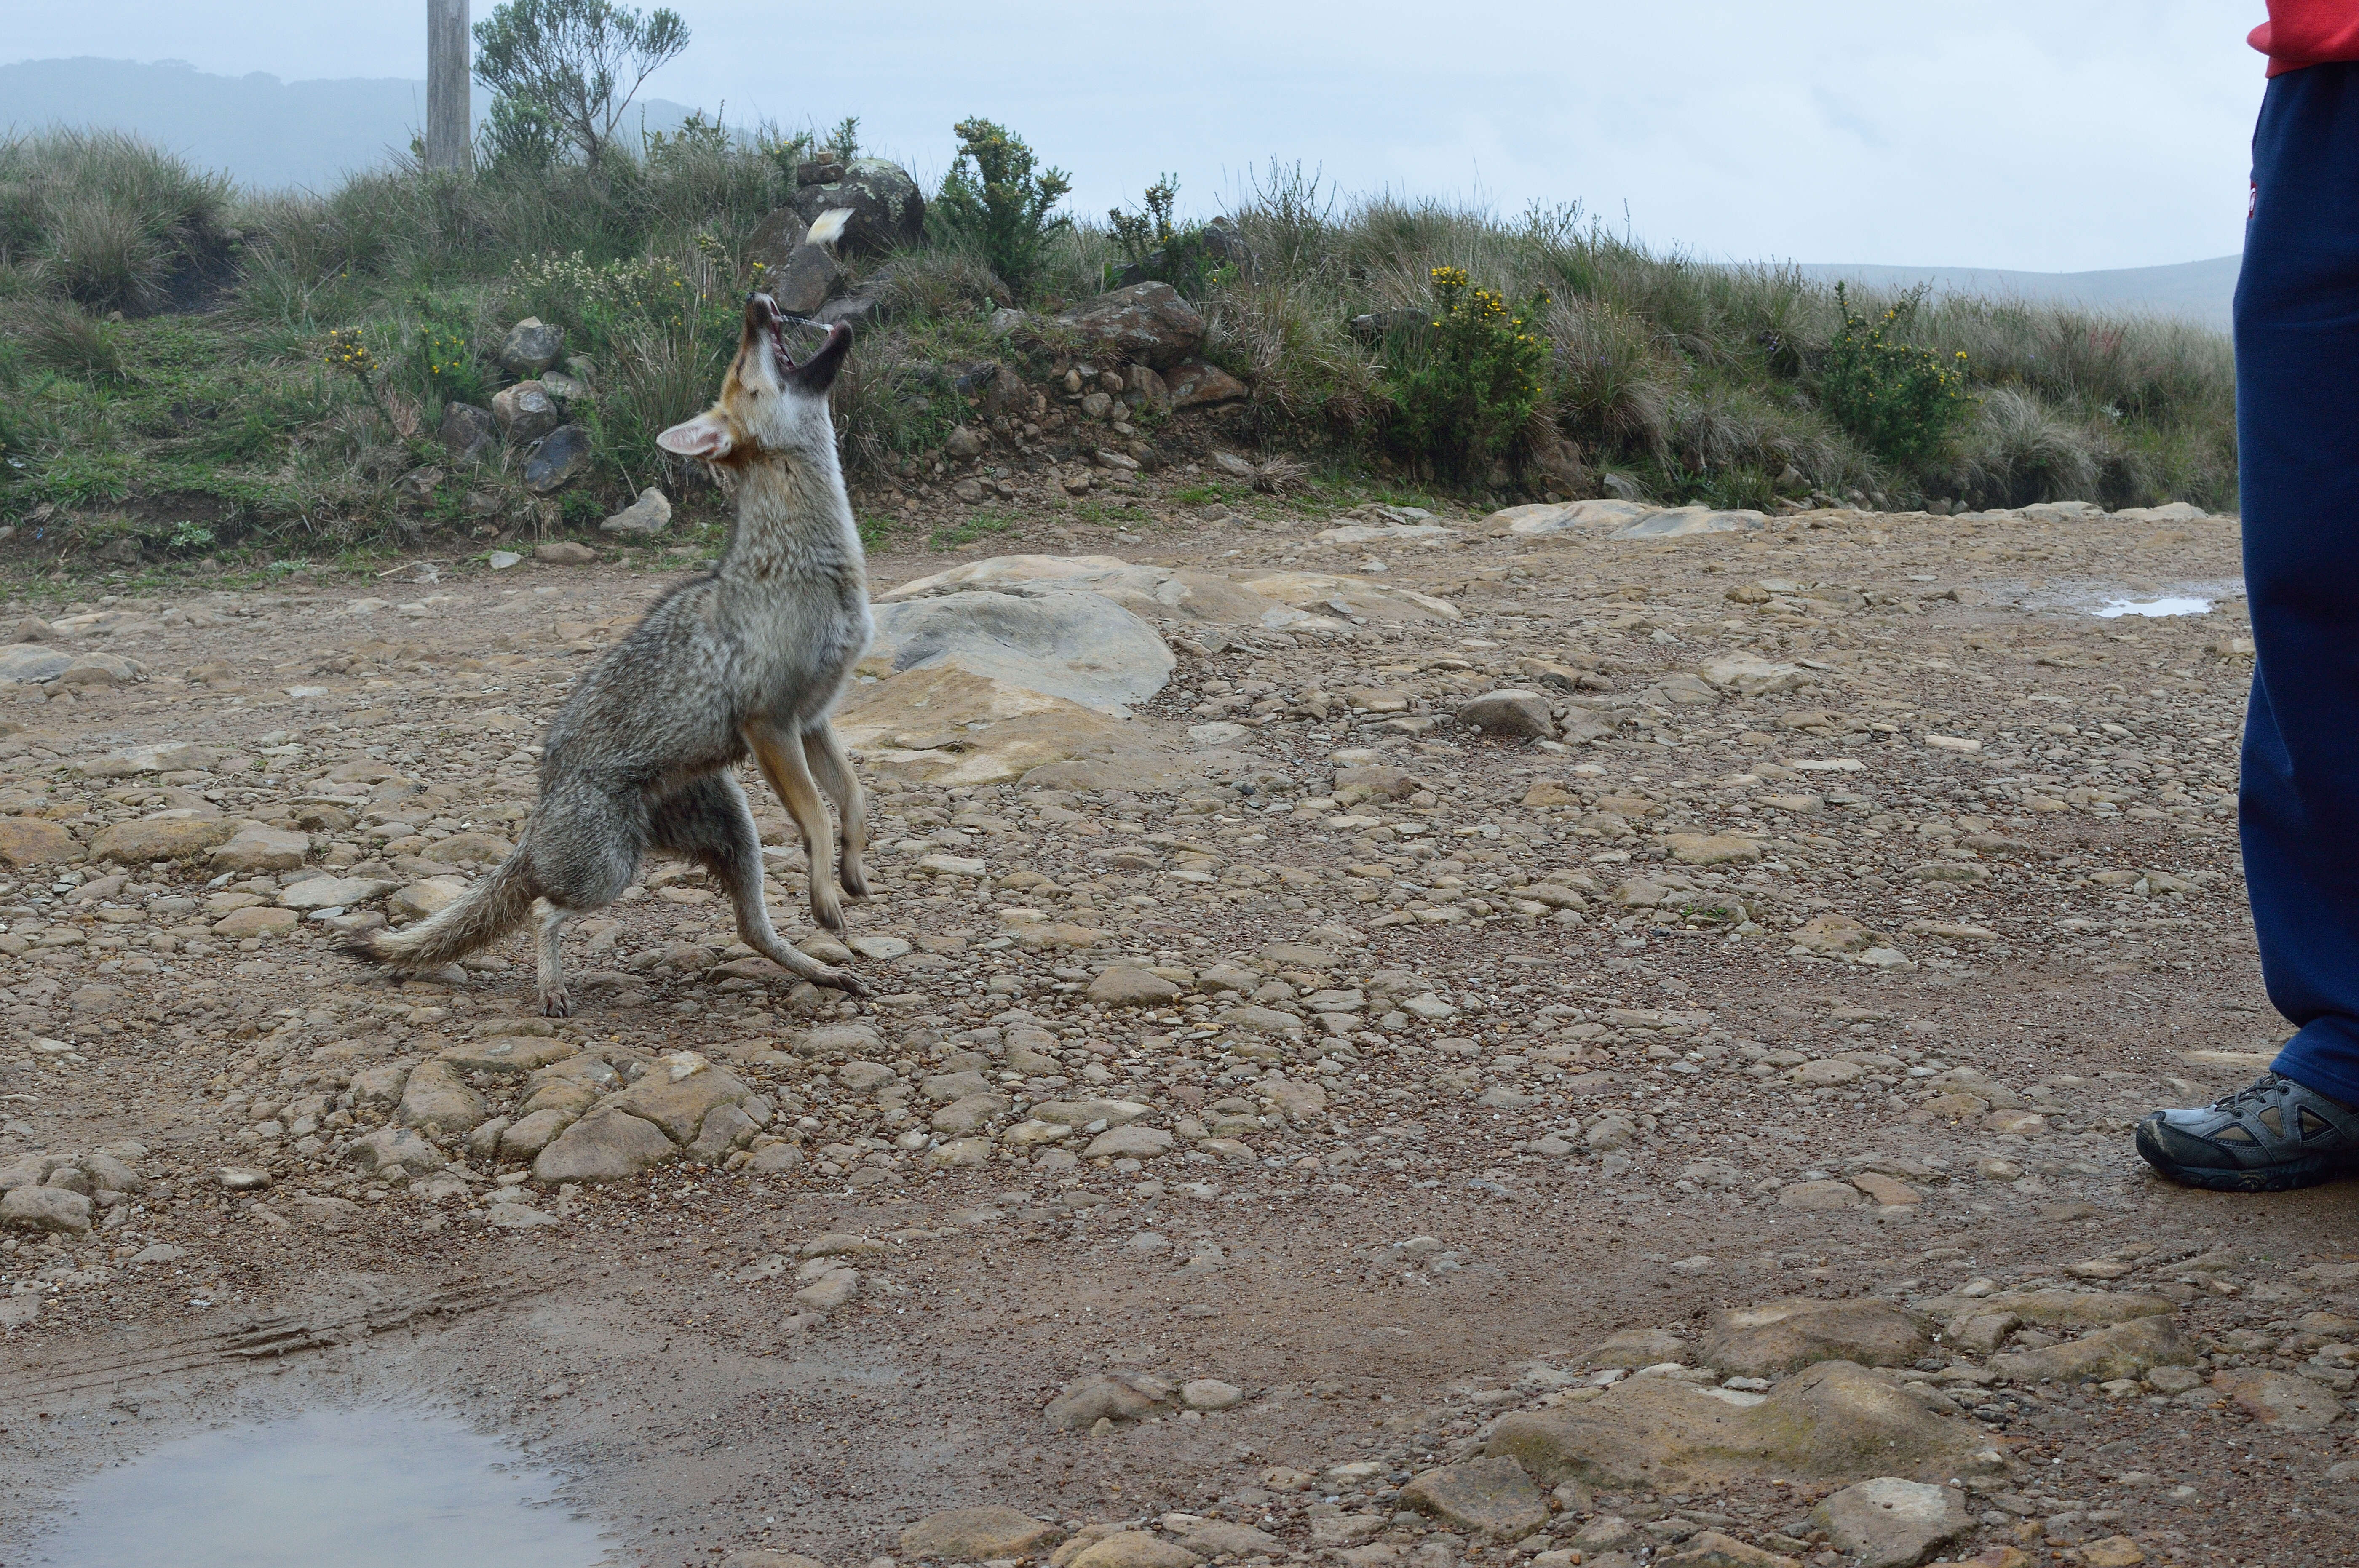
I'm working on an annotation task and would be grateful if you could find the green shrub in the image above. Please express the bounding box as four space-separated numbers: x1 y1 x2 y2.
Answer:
1106 176 1228 299
472 0 691 169
1817 283 1969 463
931 119 1072 300
1380 266 1551 481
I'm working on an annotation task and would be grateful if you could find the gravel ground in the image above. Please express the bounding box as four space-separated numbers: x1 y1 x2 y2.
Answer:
2 497 2356 1568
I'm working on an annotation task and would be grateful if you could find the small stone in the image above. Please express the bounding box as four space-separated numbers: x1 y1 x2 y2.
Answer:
389 877 471 924
277 875 395 911
1180 1378 1245 1410
498 317 567 376
1665 833 1765 866
2077 1540 2147 1568
1808 1478 1972 1568
1656 1533 1803 1568
522 426 595 494
599 487 673 539
1046 1372 1166 1429
1399 1454 1549 1538
1087 967 1183 1007
1588 1328 1691 1366
793 1268 859 1312
1085 1125 1174 1160
533 538 599 564
212 906 300 938
397 1059 489 1134
899 1507 1067 1562
344 1127 447 1177
1457 690 1556 740
217 1166 274 1191
1778 1179 1867 1211
209 826 310 873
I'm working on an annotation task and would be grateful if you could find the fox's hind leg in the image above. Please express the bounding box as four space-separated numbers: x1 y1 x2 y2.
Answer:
801 719 869 900
652 771 869 998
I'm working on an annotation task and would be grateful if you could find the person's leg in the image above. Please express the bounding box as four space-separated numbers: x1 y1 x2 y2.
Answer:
2139 61 2359 1189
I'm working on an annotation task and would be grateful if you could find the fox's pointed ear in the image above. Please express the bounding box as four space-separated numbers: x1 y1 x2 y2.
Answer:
657 411 733 459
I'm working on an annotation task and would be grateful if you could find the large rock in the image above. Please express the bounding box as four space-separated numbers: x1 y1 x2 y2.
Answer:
1656 1533 1802 1568
1083 1125 1173 1159
835 664 1174 790
1704 1298 1929 1377
1808 1479 1971 1568
1610 508 1769 540
1485 1360 2000 1490
1236 570 1462 626
1 1184 93 1234
765 239 842 316
599 487 672 539
1087 967 1182 1006
389 876 470 924
78 741 226 777
210 825 310 873
781 158 925 255
439 401 497 464
1987 1315 2190 1383
899 1507 1065 1562
396 1058 489 1134
1398 1456 1549 1538
492 380 562 445
1489 499 1661 536
1166 360 1249 410
497 317 567 376
880 554 1282 628
867 589 1174 713
88 816 233 863
1055 283 1206 370
1910 1288 2177 1330
1699 654 1808 696
1456 689 1555 740
522 424 594 493
0 817 78 867
2211 1368 2340 1432
0 644 72 682
532 1107 678 1183
277 875 396 911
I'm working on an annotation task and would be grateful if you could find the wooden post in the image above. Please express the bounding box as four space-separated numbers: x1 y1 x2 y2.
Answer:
425 0 472 174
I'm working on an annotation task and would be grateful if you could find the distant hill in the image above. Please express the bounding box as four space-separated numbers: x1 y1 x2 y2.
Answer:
0 56 698 193
1794 255 2240 333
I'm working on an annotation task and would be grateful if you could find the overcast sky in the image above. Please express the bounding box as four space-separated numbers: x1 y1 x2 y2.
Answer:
3 1 2266 272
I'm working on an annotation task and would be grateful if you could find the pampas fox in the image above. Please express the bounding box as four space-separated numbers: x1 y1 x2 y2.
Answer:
355 294 874 1014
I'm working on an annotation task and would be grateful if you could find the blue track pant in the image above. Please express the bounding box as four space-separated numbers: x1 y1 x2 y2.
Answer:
2242 62 2359 1107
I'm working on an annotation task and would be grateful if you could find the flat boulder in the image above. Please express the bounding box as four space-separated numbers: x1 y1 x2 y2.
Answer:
396 1058 489 1134
89 816 232 863
343 1126 446 1177
1087 967 1183 1007
0 818 78 868
2211 1368 2339 1432
531 1107 678 1183
1704 1298 1929 1377
0 1185 93 1234
899 1506 1066 1562
867 589 1174 713
607 1059 753 1143
834 665 1153 789
1046 1372 1169 1430
210 826 310 873
1067 1534 1199 1568
1808 1478 1972 1568
0 644 73 682
1398 1455 1549 1538
1485 1359 1999 1490
1610 508 1768 540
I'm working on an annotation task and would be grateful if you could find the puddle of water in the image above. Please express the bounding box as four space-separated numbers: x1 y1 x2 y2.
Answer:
33 1408 609 1567
2092 596 2213 619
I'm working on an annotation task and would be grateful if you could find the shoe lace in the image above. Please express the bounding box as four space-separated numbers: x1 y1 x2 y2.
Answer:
2213 1073 2294 1115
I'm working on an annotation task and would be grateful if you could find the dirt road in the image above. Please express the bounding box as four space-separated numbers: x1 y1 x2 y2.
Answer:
1 496 2353 1567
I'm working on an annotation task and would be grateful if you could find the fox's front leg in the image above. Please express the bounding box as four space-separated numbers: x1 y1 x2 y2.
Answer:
744 720 844 932
802 721 869 900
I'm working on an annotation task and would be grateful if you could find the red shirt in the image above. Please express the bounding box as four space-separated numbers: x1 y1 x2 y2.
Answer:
2252 0 2359 74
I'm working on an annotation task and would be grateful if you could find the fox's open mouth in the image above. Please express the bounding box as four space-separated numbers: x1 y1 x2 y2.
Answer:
752 294 797 369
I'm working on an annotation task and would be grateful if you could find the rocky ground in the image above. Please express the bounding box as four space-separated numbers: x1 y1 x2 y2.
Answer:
0 489 2354 1568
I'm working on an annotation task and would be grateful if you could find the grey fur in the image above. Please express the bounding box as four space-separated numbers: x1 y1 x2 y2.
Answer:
355 300 875 1015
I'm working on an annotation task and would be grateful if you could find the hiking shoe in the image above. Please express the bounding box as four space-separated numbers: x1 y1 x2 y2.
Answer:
2135 1072 2359 1192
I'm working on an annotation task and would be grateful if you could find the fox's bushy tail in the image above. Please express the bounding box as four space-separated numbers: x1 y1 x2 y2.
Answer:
355 849 538 970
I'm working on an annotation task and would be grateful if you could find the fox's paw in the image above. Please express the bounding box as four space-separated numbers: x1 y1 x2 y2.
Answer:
839 858 871 899
816 965 871 999
539 985 573 1018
